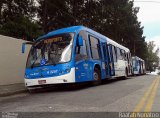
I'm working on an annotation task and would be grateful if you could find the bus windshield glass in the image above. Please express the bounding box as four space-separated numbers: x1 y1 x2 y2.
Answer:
26 33 74 68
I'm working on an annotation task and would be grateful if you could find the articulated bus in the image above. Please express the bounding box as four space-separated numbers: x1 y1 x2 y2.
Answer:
132 56 146 75
22 26 132 90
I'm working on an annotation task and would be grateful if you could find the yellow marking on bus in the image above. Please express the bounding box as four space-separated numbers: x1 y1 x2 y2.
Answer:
44 37 62 44
133 78 157 112
144 78 159 112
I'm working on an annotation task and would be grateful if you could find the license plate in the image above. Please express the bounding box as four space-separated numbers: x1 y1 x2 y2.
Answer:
38 80 46 85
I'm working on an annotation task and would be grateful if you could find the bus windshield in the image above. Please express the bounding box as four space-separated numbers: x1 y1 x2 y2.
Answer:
26 33 74 68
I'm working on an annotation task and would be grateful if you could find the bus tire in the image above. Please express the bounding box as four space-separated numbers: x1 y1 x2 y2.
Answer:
92 68 101 86
139 69 141 75
126 68 128 77
131 66 134 76
122 68 128 80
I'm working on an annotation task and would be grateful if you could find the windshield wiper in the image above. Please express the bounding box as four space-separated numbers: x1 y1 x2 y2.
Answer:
31 53 42 69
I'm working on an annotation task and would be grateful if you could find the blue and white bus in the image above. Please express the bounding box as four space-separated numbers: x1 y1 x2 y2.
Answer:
132 56 146 75
22 26 132 90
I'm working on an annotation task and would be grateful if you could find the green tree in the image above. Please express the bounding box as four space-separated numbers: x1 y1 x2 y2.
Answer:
0 0 42 41
0 16 42 41
146 41 159 71
99 0 146 58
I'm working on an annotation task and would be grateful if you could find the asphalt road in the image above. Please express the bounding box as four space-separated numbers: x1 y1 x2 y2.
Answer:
0 75 160 117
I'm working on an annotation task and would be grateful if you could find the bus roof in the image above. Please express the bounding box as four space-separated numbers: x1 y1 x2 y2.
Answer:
37 26 129 52
37 26 84 41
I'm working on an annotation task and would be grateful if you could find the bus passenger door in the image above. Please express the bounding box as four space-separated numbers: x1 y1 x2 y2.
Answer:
101 43 110 77
107 44 115 76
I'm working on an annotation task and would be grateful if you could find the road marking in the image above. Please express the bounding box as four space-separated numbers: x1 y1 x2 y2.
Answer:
133 78 157 112
144 78 159 112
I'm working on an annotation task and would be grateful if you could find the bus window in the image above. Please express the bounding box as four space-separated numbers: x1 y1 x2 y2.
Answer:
117 48 122 60
124 52 127 61
26 33 74 68
123 50 128 61
132 59 135 67
120 49 125 60
114 46 117 61
112 45 117 62
102 44 106 60
89 35 101 60
123 50 127 61
107 45 111 62
75 31 88 62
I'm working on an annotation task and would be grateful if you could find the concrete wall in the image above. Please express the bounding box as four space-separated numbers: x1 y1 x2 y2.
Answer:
0 35 31 85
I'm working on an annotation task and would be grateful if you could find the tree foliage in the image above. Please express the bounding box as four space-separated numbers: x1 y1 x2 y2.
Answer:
146 41 159 71
0 0 42 41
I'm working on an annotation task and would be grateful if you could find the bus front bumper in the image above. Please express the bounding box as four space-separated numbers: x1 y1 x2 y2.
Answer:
25 68 75 87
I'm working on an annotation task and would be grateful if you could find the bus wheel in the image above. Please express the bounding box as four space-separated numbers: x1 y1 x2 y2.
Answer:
139 69 142 75
131 67 134 76
92 68 101 86
126 68 128 77
122 68 128 80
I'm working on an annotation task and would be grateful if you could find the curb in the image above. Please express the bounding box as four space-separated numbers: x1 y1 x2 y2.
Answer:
0 89 27 97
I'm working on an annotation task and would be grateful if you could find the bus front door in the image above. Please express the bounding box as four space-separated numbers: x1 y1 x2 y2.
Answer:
102 43 109 77
107 44 115 76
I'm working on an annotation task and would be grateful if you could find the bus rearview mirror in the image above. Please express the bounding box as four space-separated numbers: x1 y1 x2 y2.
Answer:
77 36 83 46
22 43 26 54
22 41 33 54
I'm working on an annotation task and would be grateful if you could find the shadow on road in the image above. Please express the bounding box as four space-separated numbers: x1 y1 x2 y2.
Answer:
29 77 130 94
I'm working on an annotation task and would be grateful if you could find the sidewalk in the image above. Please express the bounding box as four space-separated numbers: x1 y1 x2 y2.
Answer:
0 83 27 97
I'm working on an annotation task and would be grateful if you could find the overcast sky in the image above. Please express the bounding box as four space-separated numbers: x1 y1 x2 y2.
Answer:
133 0 160 55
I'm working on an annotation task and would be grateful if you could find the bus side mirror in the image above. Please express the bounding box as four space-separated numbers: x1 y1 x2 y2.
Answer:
77 36 83 46
22 42 33 54
22 43 26 54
